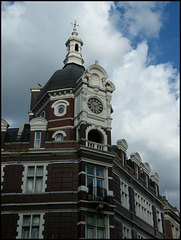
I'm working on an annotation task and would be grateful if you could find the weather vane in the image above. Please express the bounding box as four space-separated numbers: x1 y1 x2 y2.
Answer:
71 20 79 32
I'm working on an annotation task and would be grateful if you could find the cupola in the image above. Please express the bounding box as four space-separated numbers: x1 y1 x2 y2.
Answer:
63 20 84 66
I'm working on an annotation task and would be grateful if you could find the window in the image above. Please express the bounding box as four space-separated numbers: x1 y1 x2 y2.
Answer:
52 130 66 141
34 132 41 148
86 214 107 239
122 224 132 239
122 152 125 166
120 180 129 210
55 133 64 141
21 215 40 239
145 175 148 188
26 166 44 193
135 165 139 179
137 233 146 239
58 105 65 114
157 210 163 233
134 191 153 226
40 111 45 118
17 213 44 239
75 43 79 52
51 100 69 117
87 165 106 201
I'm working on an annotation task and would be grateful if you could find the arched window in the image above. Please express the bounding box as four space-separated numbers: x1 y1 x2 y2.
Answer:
55 133 64 141
75 44 79 52
40 111 45 118
88 130 103 144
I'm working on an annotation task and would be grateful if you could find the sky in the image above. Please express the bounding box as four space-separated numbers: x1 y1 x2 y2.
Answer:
1 1 180 210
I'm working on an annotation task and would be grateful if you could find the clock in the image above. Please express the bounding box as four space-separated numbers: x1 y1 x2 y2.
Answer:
88 98 103 114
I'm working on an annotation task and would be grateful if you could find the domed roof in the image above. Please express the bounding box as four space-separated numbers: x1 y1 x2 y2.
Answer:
37 63 85 101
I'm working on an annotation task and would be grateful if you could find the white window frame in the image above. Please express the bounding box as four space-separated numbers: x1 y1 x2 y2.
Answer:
122 224 132 239
16 213 44 239
134 191 153 226
120 179 129 210
137 233 147 239
122 152 125 166
52 130 66 141
1 164 5 190
86 214 109 239
40 111 45 118
34 131 42 148
145 175 148 188
86 165 106 199
157 209 163 233
135 165 139 179
22 164 48 194
51 100 69 117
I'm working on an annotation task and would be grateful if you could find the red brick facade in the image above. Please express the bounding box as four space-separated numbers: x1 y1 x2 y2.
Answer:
1 28 172 239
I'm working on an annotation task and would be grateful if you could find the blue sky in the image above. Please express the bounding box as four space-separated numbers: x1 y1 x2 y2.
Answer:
154 1 180 71
2 1 180 210
114 1 180 71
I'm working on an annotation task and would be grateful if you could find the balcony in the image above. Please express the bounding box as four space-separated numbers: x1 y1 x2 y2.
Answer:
86 140 107 151
87 187 108 202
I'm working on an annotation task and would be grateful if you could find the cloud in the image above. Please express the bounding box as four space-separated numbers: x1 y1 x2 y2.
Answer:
115 1 167 39
111 40 179 208
2 1 179 209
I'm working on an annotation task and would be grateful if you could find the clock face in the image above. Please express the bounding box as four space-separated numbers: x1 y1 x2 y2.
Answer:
88 98 103 114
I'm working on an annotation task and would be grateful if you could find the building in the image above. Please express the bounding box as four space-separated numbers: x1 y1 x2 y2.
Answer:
162 196 180 239
1 22 171 239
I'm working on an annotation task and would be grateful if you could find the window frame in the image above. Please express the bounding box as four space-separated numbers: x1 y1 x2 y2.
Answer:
55 133 64 141
17 213 44 239
34 131 42 148
52 130 66 141
134 191 153 226
120 179 130 210
86 214 108 239
22 164 47 194
40 111 45 118
51 100 69 117
122 224 132 239
86 165 105 198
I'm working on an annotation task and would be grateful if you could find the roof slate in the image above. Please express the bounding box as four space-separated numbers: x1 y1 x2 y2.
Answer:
37 63 85 102
5 124 30 142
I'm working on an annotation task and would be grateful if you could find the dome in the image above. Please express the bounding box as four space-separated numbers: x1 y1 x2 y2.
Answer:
37 63 85 101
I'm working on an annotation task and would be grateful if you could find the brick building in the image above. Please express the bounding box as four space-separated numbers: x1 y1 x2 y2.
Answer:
162 197 180 239
1 23 170 239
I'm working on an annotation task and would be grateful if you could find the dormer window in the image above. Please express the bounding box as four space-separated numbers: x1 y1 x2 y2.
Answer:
52 130 66 142
34 132 41 148
75 43 79 52
40 111 45 118
135 165 139 179
145 175 148 188
55 133 64 141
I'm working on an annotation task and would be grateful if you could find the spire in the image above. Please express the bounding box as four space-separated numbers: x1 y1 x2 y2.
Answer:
71 20 79 35
63 20 84 66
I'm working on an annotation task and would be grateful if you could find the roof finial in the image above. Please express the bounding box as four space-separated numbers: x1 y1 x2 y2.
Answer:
71 20 79 32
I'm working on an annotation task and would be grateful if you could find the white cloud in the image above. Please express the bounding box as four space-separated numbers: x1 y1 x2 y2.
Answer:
116 1 167 39
2 1 179 209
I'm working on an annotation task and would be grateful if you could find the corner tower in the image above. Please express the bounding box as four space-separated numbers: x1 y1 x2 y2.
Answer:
74 60 115 151
29 22 115 150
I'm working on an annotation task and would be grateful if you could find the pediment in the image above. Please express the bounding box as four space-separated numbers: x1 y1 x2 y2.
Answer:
1 119 9 132
29 117 48 131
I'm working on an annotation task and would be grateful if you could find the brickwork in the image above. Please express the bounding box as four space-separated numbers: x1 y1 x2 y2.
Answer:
1 214 19 239
2 165 24 193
